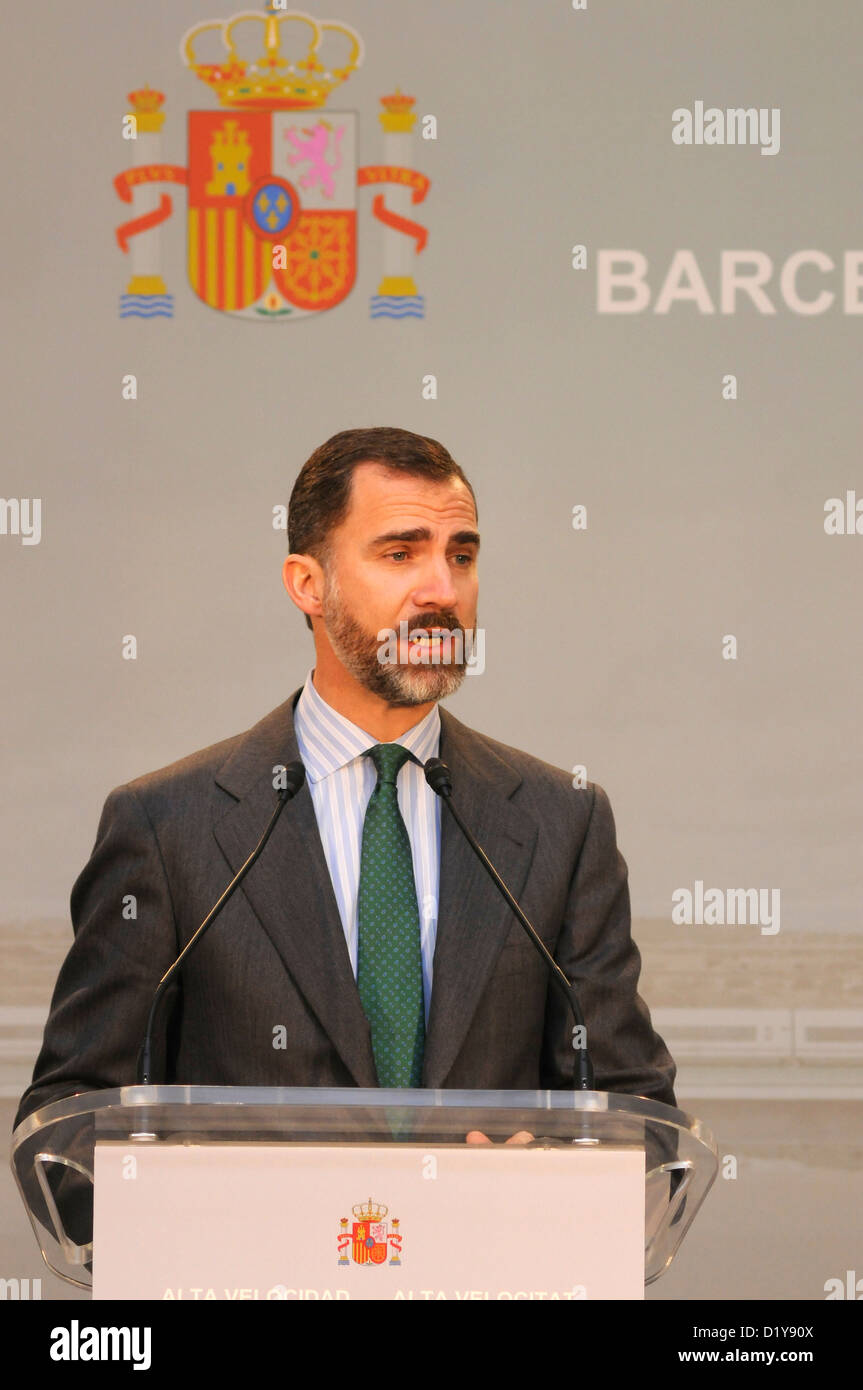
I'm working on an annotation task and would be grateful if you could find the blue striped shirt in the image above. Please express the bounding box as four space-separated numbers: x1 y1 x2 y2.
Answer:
293 670 442 1020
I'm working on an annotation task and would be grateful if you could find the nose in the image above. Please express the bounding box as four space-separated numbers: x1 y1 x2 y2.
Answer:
410 553 460 613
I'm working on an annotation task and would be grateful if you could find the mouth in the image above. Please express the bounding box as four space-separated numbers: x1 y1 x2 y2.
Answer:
399 625 463 670
408 629 455 647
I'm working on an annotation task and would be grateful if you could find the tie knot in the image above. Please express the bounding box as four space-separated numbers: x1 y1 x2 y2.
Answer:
367 742 412 786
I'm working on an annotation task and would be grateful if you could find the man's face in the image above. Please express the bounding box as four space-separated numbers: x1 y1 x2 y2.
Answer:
318 462 479 706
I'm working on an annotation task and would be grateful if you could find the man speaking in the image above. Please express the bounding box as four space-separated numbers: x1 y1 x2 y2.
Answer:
16 426 675 1127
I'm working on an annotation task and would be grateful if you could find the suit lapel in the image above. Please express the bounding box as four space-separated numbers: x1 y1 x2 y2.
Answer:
423 710 539 1087
212 692 377 1088
211 692 539 1091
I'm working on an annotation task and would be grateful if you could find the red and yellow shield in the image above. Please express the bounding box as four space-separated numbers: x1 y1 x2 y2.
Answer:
187 110 356 318
351 1220 388 1266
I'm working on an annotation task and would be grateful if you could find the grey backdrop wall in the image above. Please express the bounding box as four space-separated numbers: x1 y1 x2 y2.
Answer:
2 0 861 1300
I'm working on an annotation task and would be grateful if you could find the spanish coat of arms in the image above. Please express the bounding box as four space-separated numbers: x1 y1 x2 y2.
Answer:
114 5 430 321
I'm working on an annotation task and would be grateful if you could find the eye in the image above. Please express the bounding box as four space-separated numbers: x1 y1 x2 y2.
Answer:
387 550 409 562
452 552 474 566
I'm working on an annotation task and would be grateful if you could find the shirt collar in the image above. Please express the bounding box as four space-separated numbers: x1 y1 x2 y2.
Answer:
294 669 442 784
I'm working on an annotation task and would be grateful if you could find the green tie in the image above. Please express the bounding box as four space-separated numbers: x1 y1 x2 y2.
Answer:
357 743 425 1088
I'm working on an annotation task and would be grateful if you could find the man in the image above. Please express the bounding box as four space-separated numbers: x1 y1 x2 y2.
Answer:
15 426 675 1135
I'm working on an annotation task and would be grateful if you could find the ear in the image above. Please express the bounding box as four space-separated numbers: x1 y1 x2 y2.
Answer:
283 553 325 623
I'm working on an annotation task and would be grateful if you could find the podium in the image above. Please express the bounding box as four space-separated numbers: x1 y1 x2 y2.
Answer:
12 1086 717 1300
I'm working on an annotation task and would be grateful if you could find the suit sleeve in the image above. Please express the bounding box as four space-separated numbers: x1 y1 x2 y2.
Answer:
14 782 180 1130
540 783 677 1106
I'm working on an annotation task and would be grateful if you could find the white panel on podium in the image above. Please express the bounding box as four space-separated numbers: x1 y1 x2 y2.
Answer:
93 1143 646 1301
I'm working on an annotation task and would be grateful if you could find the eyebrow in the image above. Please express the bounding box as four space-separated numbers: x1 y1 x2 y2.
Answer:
369 527 481 549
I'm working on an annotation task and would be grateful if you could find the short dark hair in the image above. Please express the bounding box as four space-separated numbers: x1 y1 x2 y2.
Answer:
288 426 477 630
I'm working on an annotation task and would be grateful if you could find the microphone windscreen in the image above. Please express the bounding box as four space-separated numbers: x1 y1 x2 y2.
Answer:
423 757 452 797
281 760 306 799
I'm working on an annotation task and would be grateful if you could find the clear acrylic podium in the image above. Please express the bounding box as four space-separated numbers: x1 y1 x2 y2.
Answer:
12 1087 718 1299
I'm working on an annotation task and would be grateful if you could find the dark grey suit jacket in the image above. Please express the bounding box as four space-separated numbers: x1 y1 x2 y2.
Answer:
15 690 675 1128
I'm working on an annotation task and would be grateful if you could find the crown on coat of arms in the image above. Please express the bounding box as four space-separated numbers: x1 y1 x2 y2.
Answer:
352 1198 388 1222
181 7 364 111
378 89 417 134
126 86 166 133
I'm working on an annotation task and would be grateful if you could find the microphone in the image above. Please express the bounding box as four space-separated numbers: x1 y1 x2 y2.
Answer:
423 756 595 1090
135 760 306 1086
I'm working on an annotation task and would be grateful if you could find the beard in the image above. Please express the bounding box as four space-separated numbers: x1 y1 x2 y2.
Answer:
320 570 473 707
